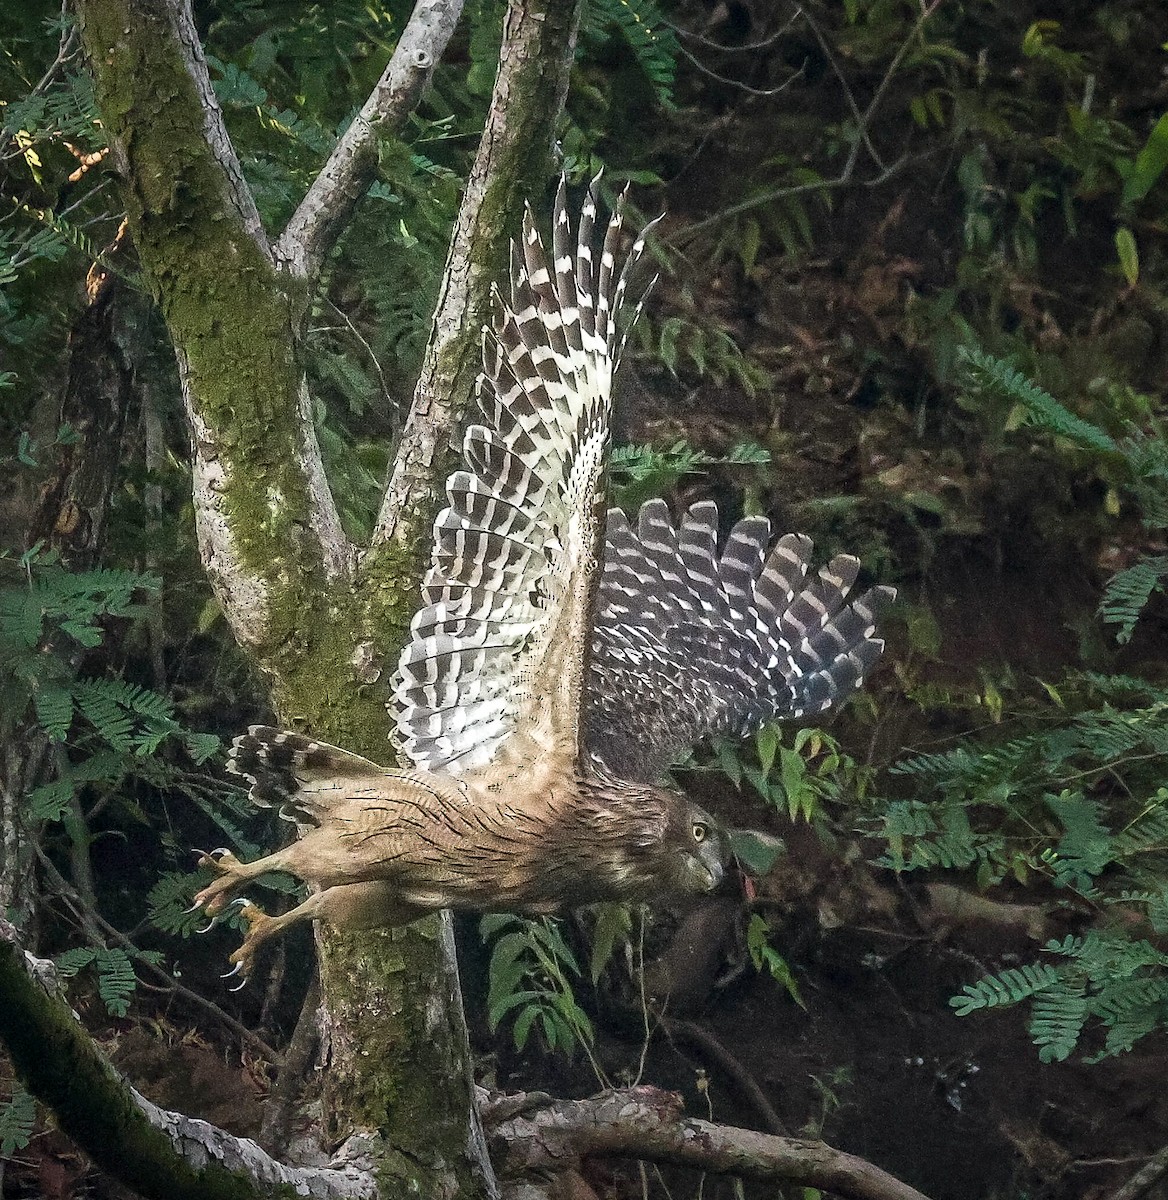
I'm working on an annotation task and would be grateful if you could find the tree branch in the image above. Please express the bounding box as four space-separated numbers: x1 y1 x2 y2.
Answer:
0 919 375 1200
275 0 466 278
484 1087 934 1200
371 0 584 548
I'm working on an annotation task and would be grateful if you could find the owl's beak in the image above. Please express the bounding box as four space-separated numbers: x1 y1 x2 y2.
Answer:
701 856 724 891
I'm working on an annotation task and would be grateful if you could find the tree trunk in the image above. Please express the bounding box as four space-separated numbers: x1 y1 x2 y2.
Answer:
71 0 581 1193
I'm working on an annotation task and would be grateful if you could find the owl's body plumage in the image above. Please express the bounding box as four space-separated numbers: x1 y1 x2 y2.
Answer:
194 182 892 976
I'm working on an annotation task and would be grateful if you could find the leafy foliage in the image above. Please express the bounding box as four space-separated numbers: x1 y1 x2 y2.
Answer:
0 1088 36 1157
707 725 870 825
582 0 680 107
0 552 219 763
54 945 160 1017
610 437 769 509
481 914 595 1056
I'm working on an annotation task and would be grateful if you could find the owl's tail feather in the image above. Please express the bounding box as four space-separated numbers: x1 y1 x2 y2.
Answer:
227 726 388 824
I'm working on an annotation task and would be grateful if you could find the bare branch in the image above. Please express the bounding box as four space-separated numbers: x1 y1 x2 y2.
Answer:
485 1087 934 1200
1107 1145 1168 1200
372 0 584 547
275 0 466 278
677 1 944 238
0 919 375 1200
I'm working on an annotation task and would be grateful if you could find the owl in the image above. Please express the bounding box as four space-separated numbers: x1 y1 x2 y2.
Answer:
193 181 894 979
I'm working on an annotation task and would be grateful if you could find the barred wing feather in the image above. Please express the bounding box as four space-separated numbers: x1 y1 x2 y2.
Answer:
585 499 895 782
393 181 649 775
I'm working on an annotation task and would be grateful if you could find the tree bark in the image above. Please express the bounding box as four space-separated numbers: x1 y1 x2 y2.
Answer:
484 1087 935 1200
0 919 376 1200
67 0 580 1197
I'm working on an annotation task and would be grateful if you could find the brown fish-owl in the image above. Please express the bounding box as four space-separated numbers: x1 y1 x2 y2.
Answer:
193 181 894 978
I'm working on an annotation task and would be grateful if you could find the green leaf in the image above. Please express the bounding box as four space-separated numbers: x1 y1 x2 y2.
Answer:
756 724 779 776
1115 226 1139 286
729 828 785 877
0 1089 35 1156
589 902 631 983
1121 112 1168 205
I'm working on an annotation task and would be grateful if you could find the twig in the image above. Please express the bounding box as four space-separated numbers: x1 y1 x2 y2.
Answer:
275 0 465 278
36 848 280 1063
675 41 804 98
485 1085 934 1200
665 11 800 54
794 5 885 171
677 148 929 240
676 1 944 238
841 0 942 181
325 298 395 410
662 1017 788 1135
1107 1145 1168 1200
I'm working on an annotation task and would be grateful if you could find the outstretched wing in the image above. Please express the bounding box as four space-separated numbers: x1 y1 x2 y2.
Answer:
584 499 895 782
392 180 650 775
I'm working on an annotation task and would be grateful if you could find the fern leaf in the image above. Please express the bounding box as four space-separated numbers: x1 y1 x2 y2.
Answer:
33 685 73 741
94 947 137 1016
1099 556 1168 644
960 348 1118 454
0 1089 36 1157
585 0 680 105
950 962 1061 1015
148 871 211 937
1028 981 1087 1061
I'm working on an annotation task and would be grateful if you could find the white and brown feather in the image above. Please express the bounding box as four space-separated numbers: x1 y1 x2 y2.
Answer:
392 179 649 777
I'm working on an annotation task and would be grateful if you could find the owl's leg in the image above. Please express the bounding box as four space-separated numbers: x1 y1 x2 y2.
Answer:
191 844 304 916
226 881 426 980
226 893 325 979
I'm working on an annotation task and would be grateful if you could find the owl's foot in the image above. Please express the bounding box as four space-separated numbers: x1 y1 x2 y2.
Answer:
221 899 275 987
191 847 245 917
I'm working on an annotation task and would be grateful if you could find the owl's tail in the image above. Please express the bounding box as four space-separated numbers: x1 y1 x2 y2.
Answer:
227 726 388 824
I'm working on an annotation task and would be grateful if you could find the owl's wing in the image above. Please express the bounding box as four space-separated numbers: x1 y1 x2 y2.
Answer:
584 499 895 782
392 180 650 775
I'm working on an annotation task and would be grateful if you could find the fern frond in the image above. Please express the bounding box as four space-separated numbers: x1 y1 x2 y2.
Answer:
94 947 137 1016
1099 556 1168 644
1046 791 1111 892
33 685 74 741
584 0 680 105
1028 980 1088 1062
0 1089 36 1157
148 871 208 938
960 347 1118 454
950 963 1062 1015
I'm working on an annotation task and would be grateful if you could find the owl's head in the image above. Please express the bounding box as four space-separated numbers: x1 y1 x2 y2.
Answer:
666 799 727 894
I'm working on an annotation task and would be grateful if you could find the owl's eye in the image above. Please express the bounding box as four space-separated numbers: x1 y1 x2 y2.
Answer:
692 821 707 844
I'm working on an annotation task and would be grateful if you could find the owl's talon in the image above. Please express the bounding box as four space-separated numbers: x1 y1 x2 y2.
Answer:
220 962 243 979
190 847 246 917
222 899 276 985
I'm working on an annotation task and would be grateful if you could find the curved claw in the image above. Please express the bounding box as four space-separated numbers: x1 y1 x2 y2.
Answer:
220 962 244 979
194 917 218 935
228 976 249 993
181 902 203 915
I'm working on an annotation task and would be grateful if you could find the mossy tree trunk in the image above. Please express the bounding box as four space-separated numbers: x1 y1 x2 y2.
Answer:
70 0 582 1194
